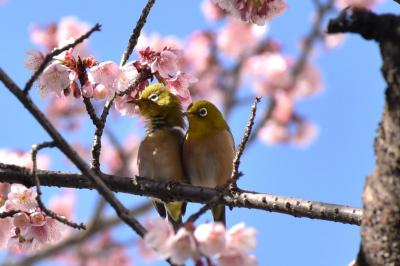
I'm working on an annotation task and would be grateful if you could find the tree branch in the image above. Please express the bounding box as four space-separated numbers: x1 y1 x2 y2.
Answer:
120 0 157 66
327 8 400 42
0 163 362 226
23 24 101 93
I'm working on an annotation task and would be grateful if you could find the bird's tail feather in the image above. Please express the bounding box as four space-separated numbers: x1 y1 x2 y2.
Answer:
212 204 226 225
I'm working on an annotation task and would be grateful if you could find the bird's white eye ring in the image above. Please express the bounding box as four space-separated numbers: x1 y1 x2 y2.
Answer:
149 93 159 102
198 107 208 117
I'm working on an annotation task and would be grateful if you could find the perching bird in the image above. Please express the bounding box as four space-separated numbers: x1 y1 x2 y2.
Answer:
183 100 235 225
134 83 187 229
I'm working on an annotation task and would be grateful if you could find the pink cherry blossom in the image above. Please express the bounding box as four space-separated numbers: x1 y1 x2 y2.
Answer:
324 33 346 49
213 0 287 25
190 65 225 104
335 0 383 9
245 52 289 81
30 17 90 55
201 0 226 21
144 217 175 259
194 222 226 256
13 212 30 228
272 91 294 124
168 227 199 264
118 62 140 92
0 149 49 170
0 217 12 249
151 49 180 78
46 97 85 131
57 16 90 45
6 185 37 212
82 82 94 98
217 18 266 58
38 61 70 98
48 189 75 220
185 31 213 72
23 50 45 72
293 120 319 148
138 238 158 261
258 120 290 145
227 222 257 252
217 246 258 266
11 214 68 253
114 93 139 116
292 62 322 99
136 32 183 52
0 183 10 206
89 61 122 99
30 23 58 50
92 84 109 100
167 72 197 107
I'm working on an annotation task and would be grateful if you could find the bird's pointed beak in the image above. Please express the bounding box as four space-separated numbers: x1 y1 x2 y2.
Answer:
182 111 191 117
128 98 141 105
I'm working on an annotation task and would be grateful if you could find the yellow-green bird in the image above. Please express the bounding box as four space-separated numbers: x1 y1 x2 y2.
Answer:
183 100 234 225
133 83 187 229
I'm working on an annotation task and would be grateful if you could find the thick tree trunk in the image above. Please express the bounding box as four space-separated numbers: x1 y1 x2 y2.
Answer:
328 10 400 266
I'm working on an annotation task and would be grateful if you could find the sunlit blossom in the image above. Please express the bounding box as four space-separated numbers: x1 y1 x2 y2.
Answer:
194 222 226 256
38 61 70 98
213 0 287 25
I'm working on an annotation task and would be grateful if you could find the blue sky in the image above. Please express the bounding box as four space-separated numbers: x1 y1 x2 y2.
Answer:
0 0 397 265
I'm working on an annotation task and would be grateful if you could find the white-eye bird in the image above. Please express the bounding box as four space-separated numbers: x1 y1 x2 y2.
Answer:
134 83 187 229
183 100 234 225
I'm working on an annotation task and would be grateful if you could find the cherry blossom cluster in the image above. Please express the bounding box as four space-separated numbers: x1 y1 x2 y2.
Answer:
26 18 196 119
211 0 287 25
142 218 257 266
244 49 321 147
0 185 68 253
58 231 132 266
115 45 197 116
24 48 141 100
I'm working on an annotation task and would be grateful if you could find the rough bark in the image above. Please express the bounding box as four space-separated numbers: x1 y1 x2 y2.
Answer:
328 9 400 266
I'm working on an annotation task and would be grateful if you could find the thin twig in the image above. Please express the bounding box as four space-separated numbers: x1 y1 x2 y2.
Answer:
23 24 101 93
90 99 113 172
248 98 276 145
186 97 262 223
0 210 20 219
0 163 363 225
118 68 152 97
31 141 86 230
120 0 157 66
90 0 156 171
230 96 261 187
83 97 101 127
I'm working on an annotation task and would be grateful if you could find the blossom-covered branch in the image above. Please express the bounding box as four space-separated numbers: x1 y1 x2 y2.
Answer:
0 163 362 225
24 23 101 93
3 202 152 266
0 67 147 237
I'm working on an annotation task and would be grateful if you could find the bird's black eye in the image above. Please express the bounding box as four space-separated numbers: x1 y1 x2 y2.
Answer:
198 107 208 117
149 93 159 102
